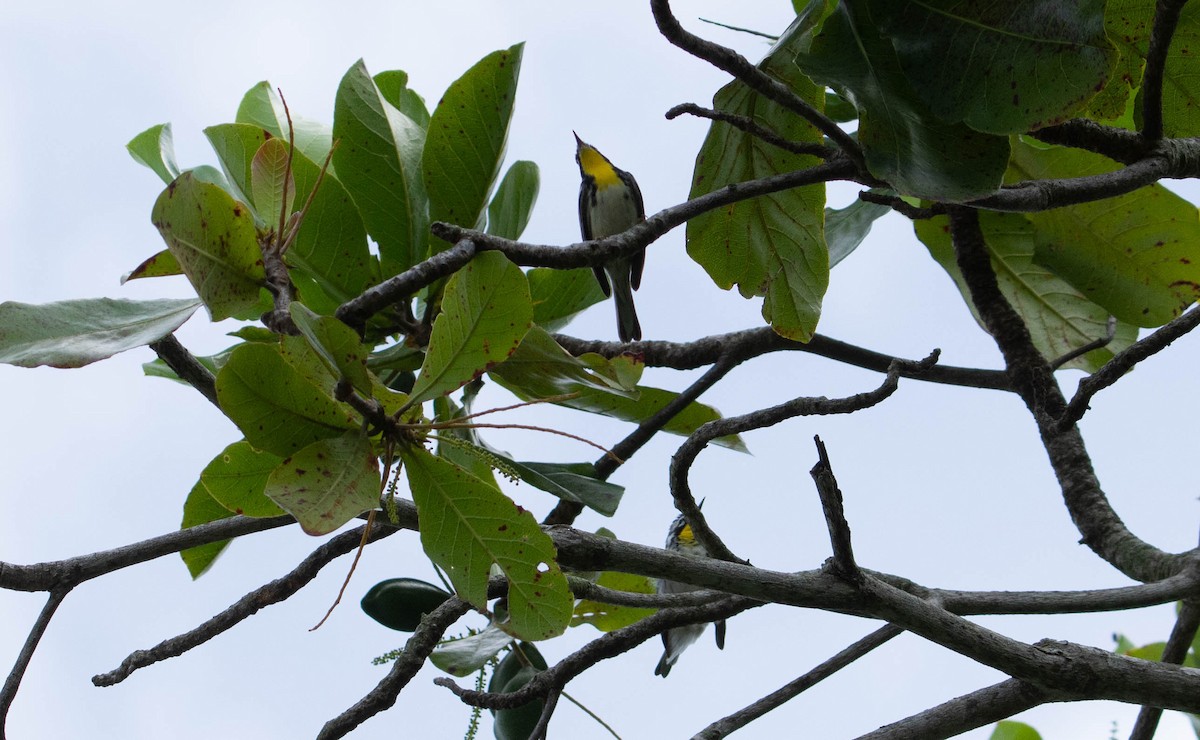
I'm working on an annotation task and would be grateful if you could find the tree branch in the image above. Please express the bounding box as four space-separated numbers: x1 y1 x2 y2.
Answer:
149 334 219 407
0 588 67 735
1140 0 1190 142
811 436 860 583
1127 599 1200 740
92 523 396 687
665 103 837 158
855 678 1052 740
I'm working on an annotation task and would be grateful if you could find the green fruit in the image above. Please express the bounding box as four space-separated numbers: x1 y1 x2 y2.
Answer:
360 577 451 631
492 665 544 740
488 642 547 700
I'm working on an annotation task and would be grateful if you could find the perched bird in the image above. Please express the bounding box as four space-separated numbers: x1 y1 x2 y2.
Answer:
574 132 646 343
655 512 727 677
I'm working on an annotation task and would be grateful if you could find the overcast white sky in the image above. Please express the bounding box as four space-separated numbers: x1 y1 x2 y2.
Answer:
2 2 1199 739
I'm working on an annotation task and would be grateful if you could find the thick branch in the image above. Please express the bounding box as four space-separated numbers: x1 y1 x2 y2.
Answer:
92 523 396 687
1030 119 1151 165
319 598 472 740
1141 0 1190 142
149 334 219 407
856 678 1052 740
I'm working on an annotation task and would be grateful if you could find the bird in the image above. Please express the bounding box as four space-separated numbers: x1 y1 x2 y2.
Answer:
655 511 727 677
574 132 646 343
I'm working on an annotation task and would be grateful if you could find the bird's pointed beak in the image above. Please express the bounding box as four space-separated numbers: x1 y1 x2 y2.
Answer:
573 131 584 149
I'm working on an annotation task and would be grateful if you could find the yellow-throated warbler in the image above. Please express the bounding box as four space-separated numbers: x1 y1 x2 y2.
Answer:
574 133 646 343
655 512 726 677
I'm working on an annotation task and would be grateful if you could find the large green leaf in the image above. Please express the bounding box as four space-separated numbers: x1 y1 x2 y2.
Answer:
373 70 431 129
825 197 890 268
264 430 380 536
487 324 638 401
126 123 180 185
503 460 624 517
179 483 234 579
215 342 358 457
401 445 572 641
870 0 1115 134
527 267 606 333
152 172 266 321
235 82 334 167
289 304 373 394
407 252 532 407
1107 0 1200 136
916 211 1136 372
0 297 200 368
686 22 827 342
1010 141 1200 326
204 122 265 207
572 570 657 632
422 44 523 234
429 624 513 676
333 60 429 277
197 440 286 518
794 4 1011 201
250 137 295 230
487 161 539 240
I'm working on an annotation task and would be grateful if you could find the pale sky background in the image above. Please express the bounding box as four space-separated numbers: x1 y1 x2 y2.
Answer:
2 2 1199 739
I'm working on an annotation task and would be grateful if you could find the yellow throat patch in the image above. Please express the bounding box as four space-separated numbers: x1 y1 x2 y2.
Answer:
578 145 622 189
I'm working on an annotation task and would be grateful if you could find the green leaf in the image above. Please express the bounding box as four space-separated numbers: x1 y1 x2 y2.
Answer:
0 297 201 368
127 123 180 184
572 570 657 631
289 304 373 394
989 720 1043 740
794 5 1011 201
408 252 533 407
487 161 539 240
870 0 1115 133
559 384 748 452
1107 0 1200 136
250 137 295 230
179 483 234 579
527 267 606 333
429 624 513 676
422 43 523 233
503 460 624 517
1010 140 1200 326
487 325 638 402
204 123 269 206
151 172 267 321
825 197 890 268
197 440 285 517
334 60 429 277
373 70 431 129
235 82 334 167
916 211 1137 372
687 24 827 341
361 578 452 632
215 342 358 457
264 430 380 536
121 249 183 283
401 445 572 640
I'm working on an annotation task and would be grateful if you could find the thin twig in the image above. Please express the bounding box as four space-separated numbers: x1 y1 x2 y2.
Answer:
529 687 560 740
0 588 68 734
665 103 836 158
1127 599 1200 740
697 17 777 41
857 190 945 220
1050 315 1117 370
693 624 903 739
149 334 219 407
811 436 859 582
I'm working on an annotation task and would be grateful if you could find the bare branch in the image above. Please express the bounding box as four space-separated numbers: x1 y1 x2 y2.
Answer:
149 334 219 407
318 597 472 739
0 588 67 734
1140 0 1190 142
1128 599 1200 740
694 625 903 739
1061 304 1200 428
649 0 866 167
858 190 946 220
855 678 1052 740
811 436 859 583
1030 119 1151 164
93 523 397 687
665 103 836 158
1049 315 1117 370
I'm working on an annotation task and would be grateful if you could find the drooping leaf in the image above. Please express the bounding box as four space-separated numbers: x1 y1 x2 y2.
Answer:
572 570 657 632
121 249 182 283
289 304 373 394
197 440 285 517
1009 140 1200 326
179 483 234 579
401 445 572 640
825 197 890 267
407 252 532 407
126 123 180 185
334 60 429 277
487 325 637 402
0 297 201 368
250 137 295 230
870 0 1115 133
916 211 1137 372
151 172 267 321
502 459 624 517
793 4 1011 201
429 624 514 676
215 342 358 457
422 44 524 234
487 161 539 240
687 21 827 341
264 430 380 536
527 267 606 333
373 70 431 129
